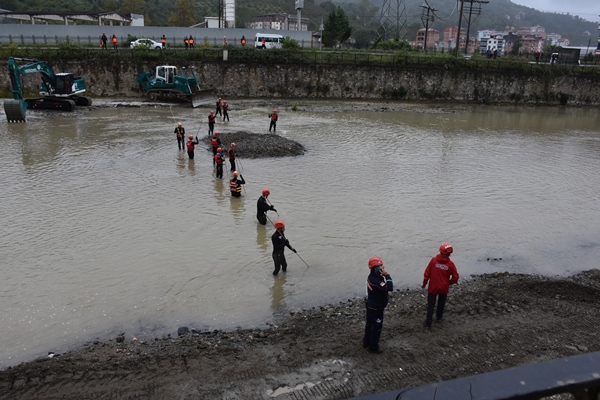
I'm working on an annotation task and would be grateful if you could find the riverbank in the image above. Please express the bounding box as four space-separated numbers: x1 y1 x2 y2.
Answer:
1 270 599 399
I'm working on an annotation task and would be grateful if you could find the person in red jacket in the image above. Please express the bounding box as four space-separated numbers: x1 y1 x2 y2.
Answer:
227 142 237 172
269 109 278 132
422 242 459 328
214 147 224 178
185 134 199 160
210 132 221 164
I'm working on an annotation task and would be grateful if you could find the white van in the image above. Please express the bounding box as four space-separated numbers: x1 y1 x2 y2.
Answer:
255 33 284 49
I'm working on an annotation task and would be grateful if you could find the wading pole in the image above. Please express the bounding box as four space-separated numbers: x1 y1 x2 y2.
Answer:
267 216 311 268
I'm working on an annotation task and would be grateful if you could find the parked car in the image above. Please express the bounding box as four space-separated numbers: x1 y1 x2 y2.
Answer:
130 39 163 50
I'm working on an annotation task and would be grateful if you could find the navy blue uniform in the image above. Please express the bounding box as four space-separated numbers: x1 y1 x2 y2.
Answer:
363 270 393 353
271 230 295 275
256 196 275 225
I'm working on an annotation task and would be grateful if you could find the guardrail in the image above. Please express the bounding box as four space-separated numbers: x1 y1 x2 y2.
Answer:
354 351 600 400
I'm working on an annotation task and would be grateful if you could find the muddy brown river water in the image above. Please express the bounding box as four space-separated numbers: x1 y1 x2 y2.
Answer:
1 99 599 368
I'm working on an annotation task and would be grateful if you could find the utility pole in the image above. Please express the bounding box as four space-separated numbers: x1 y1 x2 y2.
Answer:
421 4 436 52
454 0 465 57
464 0 488 55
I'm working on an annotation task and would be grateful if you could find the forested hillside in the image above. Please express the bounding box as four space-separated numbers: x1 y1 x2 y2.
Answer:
2 0 597 46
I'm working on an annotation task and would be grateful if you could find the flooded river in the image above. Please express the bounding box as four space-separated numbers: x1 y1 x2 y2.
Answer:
1 100 599 368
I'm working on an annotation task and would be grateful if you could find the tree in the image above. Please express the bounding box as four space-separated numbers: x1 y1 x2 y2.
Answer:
322 6 352 48
118 0 146 16
168 0 196 27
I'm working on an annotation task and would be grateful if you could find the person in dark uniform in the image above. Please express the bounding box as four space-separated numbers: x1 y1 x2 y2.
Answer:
227 142 237 172
216 98 223 117
210 132 221 164
214 147 224 178
229 171 245 197
257 189 276 225
271 220 296 276
174 122 185 151
269 109 278 132
208 110 216 135
222 100 230 121
189 36 194 48
101 33 108 49
362 257 393 354
186 134 199 160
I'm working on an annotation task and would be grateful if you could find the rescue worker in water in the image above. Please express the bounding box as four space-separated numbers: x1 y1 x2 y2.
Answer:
210 132 221 165
257 189 276 225
208 110 216 135
174 122 185 151
227 142 237 172
271 220 296 275
186 134 199 160
229 171 245 197
214 147 225 178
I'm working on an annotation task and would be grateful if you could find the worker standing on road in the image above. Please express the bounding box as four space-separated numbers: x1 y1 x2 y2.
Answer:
241 36 246 46
101 33 108 49
161 35 166 49
184 36 189 49
210 132 221 164
186 134 199 160
257 189 276 225
271 220 296 276
174 122 185 151
208 110 216 135
363 257 393 354
222 100 230 122
229 171 245 197
216 98 223 117
189 36 194 48
422 243 459 328
227 142 237 172
111 34 118 50
269 109 278 132
214 147 225 178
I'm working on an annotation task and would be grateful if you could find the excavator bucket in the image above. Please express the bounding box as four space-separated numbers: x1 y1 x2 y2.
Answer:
4 99 27 123
191 89 217 108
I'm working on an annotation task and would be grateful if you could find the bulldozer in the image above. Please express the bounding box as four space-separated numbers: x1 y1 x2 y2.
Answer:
3 57 92 123
136 65 215 107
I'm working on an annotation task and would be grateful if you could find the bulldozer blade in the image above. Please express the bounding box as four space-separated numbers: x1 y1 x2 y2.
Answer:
191 89 217 108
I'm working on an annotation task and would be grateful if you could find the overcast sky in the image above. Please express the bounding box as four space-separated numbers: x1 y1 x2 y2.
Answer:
510 0 599 20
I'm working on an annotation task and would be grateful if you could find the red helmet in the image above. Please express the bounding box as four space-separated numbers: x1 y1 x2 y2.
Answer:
230 142 236 147
233 171 239 176
273 109 277 113
188 135 194 139
262 189 270 196
217 147 222 152
210 110 214 114
439 243 453 255
274 220 285 229
215 132 220 136
368 257 383 269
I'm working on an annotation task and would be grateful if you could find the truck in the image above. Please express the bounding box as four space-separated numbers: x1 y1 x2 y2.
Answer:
135 65 215 107
4 57 92 123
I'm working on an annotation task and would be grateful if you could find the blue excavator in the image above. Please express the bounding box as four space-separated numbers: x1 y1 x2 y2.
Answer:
4 57 92 123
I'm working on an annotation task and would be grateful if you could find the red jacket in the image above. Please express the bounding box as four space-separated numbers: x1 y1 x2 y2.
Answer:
422 254 459 295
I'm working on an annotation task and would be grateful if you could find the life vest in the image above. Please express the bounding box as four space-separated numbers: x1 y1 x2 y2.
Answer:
189 37 194 45
175 127 184 138
211 137 219 147
214 154 223 164
262 39 266 46
271 113 278 121
184 38 189 45
223 103 229 111
228 148 235 159
241 38 246 45
216 99 222 108
208 114 216 123
112 36 117 44
162 37 166 44
186 141 195 151
230 179 241 193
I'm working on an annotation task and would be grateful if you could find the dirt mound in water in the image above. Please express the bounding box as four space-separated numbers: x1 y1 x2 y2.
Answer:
2 270 600 399
201 131 305 159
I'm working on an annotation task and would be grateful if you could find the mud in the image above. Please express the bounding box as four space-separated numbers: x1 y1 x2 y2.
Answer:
1 270 599 399
202 131 306 159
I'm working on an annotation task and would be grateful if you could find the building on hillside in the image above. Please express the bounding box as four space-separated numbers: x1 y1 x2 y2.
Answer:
546 32 563 46
503 32 520 55
521 34 545 53
416 28 440 50
480 35 505 56
247 13 308 31
437 26 465 51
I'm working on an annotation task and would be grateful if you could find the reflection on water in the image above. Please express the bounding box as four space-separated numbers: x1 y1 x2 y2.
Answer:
1 102 599 368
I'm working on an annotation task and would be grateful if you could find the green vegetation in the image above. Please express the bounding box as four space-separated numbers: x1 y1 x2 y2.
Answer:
2 0 598 47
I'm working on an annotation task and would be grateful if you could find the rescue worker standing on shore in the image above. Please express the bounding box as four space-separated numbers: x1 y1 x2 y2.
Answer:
229 171 245 197
208 110 216 135
214 147 225 178
186 134 199 160
161 35 166 49
363 257 393 354
228 142 237 172
257 189 276 225
174 122 185 151
269 109 278 132
111 34 118 50
271 220 296 276
210 132 221 164
422 243 459 328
